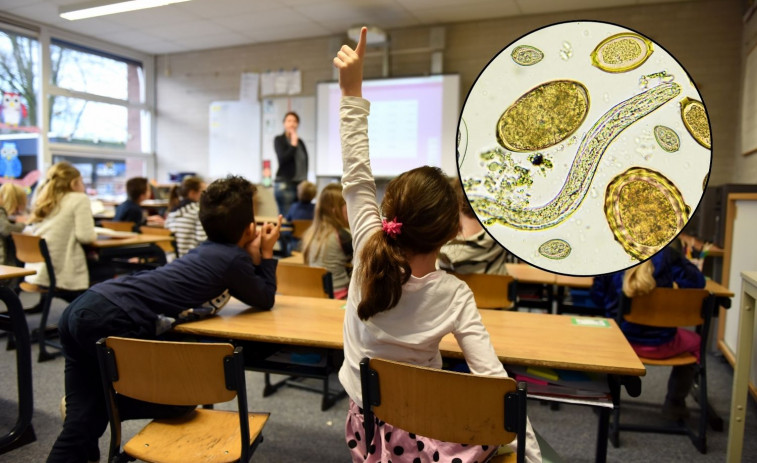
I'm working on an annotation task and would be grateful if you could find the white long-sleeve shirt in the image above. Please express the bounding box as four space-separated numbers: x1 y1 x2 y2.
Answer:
337 96 541 462
25 192 97 290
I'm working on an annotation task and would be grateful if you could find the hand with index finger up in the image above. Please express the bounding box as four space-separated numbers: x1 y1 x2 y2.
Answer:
333 26 367 98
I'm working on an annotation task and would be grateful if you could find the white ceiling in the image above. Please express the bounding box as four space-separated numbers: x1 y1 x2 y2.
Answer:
0 0 690 55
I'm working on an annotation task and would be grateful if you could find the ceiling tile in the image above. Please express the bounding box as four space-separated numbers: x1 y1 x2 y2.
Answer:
149 20 231 40
101 4 198 28
514 0 638 15
176 0 283 17
404 1 520 24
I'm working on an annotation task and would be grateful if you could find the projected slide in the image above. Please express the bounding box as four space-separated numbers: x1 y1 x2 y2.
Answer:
316 75 459 177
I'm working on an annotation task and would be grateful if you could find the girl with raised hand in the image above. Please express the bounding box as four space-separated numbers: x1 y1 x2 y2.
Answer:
333 27 541 463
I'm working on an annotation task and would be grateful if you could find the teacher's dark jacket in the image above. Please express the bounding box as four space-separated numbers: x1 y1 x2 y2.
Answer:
274 134 308 181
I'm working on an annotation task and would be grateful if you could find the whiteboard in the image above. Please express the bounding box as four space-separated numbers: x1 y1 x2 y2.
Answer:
723 196 757 386
208 101 261 182
260 96 316 182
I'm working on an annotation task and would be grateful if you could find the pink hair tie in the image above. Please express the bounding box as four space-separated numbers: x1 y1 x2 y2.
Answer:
381 217 402 239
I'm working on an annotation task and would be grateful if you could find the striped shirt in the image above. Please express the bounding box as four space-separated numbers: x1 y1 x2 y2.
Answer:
437 230 509 275
165 199 206 257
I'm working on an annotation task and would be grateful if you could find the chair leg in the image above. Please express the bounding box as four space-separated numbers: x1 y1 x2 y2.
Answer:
36 294 60 362
610 403 621 448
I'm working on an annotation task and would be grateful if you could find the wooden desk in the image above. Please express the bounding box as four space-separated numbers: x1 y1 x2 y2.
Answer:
279 252 305 266
176 294 643 462
90 234 174 248
140 199 168 208
0 266 37 454
506 263 556 284
726 271 757 462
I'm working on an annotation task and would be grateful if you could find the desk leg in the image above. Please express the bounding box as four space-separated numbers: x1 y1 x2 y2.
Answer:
726 280 756 462
0 286 36 454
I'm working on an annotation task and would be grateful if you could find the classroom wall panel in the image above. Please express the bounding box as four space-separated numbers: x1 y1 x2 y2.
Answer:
155 0 742 186
731 7 757 183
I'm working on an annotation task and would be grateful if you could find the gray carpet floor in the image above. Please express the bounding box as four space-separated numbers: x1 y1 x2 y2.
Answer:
1 295 756 462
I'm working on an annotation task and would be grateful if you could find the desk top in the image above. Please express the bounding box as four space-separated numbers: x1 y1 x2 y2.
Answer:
505 263 556 284
140 199 168 208
553 274 733 298
0 265 35 280
175 294 645 376
90 234 174 249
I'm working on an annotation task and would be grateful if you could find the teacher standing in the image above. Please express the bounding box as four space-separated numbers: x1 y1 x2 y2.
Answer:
273 111 308 216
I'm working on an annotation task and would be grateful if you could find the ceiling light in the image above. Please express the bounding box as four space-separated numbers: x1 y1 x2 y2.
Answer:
60 0 191 21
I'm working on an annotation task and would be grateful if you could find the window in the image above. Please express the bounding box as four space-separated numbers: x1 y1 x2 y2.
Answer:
48 40 149 152
0 27 40 182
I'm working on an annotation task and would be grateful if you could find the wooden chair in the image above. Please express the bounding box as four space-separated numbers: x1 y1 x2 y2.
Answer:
96 337 269 463
610 287 719 453
263 263 339 409
290 219 312 240
139 225 177 256
276 263 333 299
360 357 531 463
11 232 72 362
100 220 135 232
453 273 517 310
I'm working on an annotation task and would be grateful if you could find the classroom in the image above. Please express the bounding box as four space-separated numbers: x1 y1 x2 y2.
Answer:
1 0 756 462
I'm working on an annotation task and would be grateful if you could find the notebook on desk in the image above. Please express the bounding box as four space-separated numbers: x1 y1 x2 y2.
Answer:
94 227 138 239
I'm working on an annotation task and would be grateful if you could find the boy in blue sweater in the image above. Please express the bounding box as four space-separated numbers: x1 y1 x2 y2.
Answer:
48 175 281 463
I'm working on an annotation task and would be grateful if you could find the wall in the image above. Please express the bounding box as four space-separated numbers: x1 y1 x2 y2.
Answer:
155 0 742 185
732 6 757 183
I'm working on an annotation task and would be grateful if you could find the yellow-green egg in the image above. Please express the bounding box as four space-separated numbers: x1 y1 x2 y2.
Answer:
496 80 589 152
591 33 653 73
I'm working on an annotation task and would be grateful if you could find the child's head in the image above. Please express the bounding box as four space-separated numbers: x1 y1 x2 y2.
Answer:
0 183 27 215
356 166 459 320
296 180 317 203
125 177 149 202
31 162 83 223
199 175 257 245
169 176 205 208
450 176 475 219
303 183 347 261
622 260 656 298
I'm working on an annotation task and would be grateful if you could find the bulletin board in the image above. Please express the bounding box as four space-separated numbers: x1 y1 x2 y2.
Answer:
719 193 757 399
260 96 316 182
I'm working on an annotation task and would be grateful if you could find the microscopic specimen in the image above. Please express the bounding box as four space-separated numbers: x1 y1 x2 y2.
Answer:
470 82 682 231
591 32 653 73
511 45 544 66
653 125 680 152
538 239 572 259
680 97 711 149
496 80 589 152
604 167 689 261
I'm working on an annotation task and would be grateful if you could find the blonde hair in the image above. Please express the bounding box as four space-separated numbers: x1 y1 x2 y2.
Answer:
356 166 459 320
302 183 348 262
0 183 27 215
297 180 317 203
31 162 82 223
622 260 656 297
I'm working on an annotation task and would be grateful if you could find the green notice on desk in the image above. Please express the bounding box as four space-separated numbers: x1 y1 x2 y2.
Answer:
571 317 610 327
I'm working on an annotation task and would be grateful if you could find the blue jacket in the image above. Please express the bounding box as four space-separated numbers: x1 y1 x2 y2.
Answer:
590 247 705 346
113 199 144 231
285 201 315 222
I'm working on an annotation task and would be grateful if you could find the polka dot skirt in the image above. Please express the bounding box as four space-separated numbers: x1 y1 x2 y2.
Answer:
345 399 498 463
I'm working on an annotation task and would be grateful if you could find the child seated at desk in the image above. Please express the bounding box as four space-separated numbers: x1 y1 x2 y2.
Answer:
114 177 164 231
333 28 541 463
591 245 705 420
302 182 352 299
25 162 97 299
438 177 509 275
47 176 281 463
0 183 27 266
165 175 206 256
285 180 316 222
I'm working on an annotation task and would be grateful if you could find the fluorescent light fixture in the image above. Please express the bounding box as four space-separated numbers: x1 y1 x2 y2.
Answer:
60 0 191 21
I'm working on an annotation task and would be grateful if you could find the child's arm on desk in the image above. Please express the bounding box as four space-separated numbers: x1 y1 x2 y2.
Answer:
234 216 281 309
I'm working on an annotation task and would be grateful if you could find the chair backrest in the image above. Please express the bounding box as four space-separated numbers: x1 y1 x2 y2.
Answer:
101 221 135 232
619 287 713 328
453 273 516 309
360 358 527 462
290 219 312 240
11 232 44 264
276 263 333 298
139 226 176 254
98 337 237 405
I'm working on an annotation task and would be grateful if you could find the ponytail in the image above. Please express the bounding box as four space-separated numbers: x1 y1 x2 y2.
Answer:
622 260 656 297
356 230 411 320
